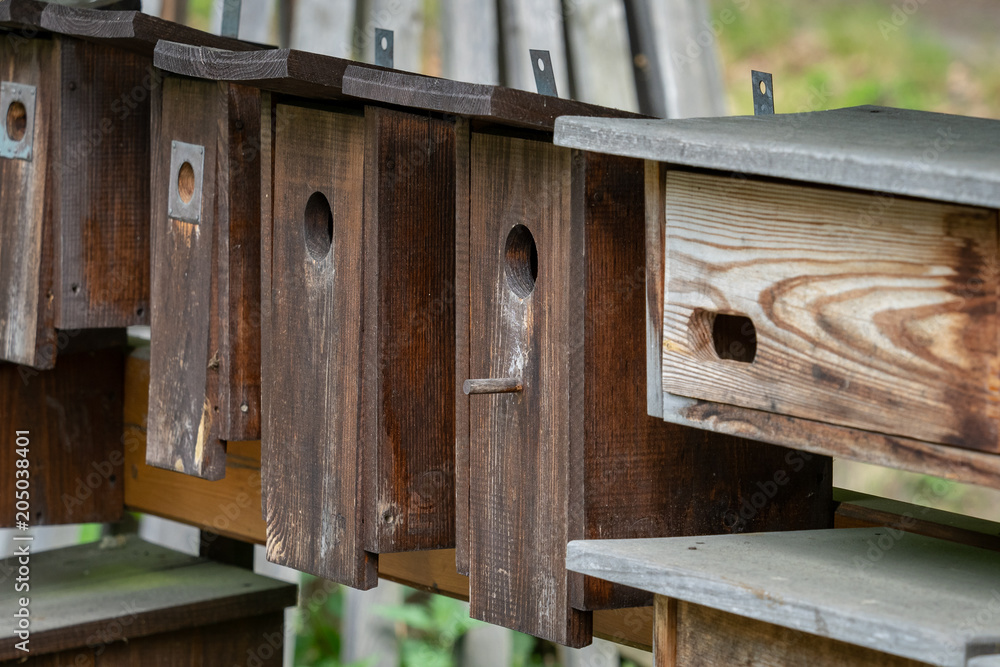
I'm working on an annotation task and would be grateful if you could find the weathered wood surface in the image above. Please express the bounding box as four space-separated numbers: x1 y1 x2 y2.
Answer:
834 489 1000 553
217 82 262 442
454 118 472 576
56 37 149 331
147 76 225 479
264 102 372 587
669 600 932 667
568 529 1000 667
554 106 1000 209
153 41 359 100
122 351 999 652
661 171 999 453
468 133 588 647
0 343 124 528
342 65 644 131
39 2 262 55
465 135 831 646
5 614 285 667
361 105 456 554
0 0 45 27
0 35 58 368
0 536 296 661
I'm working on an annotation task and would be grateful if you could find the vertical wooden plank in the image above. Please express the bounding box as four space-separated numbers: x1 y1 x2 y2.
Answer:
654 596 677 667
159 0 189 23
258 89 273 522
646 0 725 118
562 0 637 111
454 117 471 576
289 0 355 58
0 36 58 369
469 133 591 647
644 160 663 418
56 38 150 331
217 83 261 441
497 0 570 94
362 106 456 554
0 346 124 527
264 103 374 588
147 76 226 480
441 0 500 84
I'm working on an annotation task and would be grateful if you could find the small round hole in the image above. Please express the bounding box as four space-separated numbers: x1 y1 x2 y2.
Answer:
6 100 26 142
504 224 537 298
304 191 334 261
380 36 388 50
177 161 195 204
537 57 545 72
758 80 766 95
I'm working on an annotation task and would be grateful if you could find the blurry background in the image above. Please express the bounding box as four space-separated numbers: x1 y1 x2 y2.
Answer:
5 0 998 665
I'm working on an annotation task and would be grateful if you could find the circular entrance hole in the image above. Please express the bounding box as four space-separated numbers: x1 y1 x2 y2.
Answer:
304 191 334 261
177 161 195 204
504 224 537 298
6 101 26 142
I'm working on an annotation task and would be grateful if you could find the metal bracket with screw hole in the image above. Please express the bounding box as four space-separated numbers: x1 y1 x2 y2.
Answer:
530 49 558 97
167 140 206 224
375 28 393 68
220 0 242 38
0 82 36 161
752 70 774 115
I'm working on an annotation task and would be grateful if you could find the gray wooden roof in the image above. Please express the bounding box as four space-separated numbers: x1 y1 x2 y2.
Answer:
554 106 1000 209
567 527 1000 667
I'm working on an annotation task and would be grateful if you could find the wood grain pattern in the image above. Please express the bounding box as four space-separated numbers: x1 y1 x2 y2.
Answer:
662 171 1000 452
56 37 149 330
7 614 285 667
264 103 373 587
653 596 677 667
147 76 225 480
466 139 831 646
454 117 472 577
644 160 665 418
674 601 931 667
361 106 456 554
468 133 589 647
0 536 295 662
0 35 58 368
39 3 262 57
0 346 124 528
259 89 273 522
217 82 262 442
341 66 645 132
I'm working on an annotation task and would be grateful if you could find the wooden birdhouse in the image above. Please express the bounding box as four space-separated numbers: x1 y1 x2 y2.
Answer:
345 68 835 647
555 106 1000 492
154 43 462 588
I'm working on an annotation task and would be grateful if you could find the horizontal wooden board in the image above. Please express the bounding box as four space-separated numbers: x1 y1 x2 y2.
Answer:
673 600 931 667
554 106 1000 210
661 171 1000 452
0 535 296 661
568 529 1000 666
